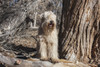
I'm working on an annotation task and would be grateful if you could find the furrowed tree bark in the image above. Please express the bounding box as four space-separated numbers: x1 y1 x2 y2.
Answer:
59 0 100 63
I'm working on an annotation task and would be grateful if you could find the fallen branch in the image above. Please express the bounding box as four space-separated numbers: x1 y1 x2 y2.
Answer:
0 53 94 67
0 53 53 67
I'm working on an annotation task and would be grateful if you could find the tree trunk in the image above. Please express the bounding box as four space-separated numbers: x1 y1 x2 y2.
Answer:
59 0 100 63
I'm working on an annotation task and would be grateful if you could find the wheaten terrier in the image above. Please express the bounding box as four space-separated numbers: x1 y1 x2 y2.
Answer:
38 11 59 63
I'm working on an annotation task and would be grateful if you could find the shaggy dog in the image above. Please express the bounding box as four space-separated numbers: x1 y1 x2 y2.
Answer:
38 11 59 63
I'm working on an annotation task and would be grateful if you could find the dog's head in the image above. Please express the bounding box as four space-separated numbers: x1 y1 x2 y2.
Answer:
40 11 57 34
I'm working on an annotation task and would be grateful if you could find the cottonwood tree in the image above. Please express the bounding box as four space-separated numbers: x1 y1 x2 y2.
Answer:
59 0 100 63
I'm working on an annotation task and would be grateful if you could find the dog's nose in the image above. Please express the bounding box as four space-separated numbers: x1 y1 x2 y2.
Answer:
50 20 53 24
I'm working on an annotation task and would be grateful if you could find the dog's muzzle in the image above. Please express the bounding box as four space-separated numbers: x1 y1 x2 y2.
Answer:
48 21 54 28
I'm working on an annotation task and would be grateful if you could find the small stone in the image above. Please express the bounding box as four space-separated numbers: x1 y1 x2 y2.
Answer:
14 60 22 65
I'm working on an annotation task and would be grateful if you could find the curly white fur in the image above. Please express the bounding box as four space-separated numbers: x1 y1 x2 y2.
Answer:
38 11 59 63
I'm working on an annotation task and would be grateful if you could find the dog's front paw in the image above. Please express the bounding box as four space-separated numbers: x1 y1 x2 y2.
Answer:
51 58 59 63
40 57 48 61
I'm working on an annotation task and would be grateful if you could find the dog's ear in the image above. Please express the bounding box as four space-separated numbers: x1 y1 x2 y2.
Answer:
40 13 45 22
